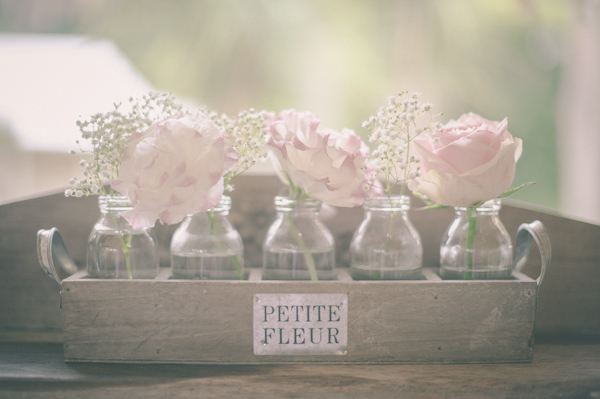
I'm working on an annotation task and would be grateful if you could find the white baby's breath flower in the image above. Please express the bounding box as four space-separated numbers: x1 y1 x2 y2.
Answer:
201 107 270 191
363 91 440 196
66 92 184 197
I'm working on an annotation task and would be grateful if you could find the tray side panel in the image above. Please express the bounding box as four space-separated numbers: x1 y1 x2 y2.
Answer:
62 279 352 363
61 278 537 364
347 280 537 363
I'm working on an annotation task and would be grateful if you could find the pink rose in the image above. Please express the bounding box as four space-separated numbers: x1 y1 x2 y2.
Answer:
410 112 522 207
111 112 238 228
267 109 369 207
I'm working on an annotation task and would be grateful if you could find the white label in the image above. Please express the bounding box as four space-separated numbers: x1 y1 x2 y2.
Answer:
253 293 348 356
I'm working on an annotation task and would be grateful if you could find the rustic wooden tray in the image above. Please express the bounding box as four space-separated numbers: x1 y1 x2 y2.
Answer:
42 221 550 365
59 273 541 364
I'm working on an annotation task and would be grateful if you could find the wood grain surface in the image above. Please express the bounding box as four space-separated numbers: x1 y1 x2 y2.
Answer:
1 175 600 397
60 269 537 364
1 175 599 339
1 341 599 399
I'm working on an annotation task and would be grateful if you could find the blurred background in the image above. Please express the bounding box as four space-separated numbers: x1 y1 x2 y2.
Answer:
0 0 598 223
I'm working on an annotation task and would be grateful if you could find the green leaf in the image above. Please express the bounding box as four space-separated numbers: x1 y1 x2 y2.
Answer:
413 182 538 210
498 181 539 198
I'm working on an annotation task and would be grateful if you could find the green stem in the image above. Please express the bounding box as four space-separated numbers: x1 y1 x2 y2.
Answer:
375 202 398 281
124 234 133 280
232 254 243 280
286 212 318 281
279 178 318 280
108 213 133 279
372 269 381 280
208 209 243 280
398 129 412 197
384 210 397 252
465 207 477 280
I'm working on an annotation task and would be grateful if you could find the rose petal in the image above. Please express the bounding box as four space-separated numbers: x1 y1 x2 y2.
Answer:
412 113 522 207
110 112 233 228
266 110 369 207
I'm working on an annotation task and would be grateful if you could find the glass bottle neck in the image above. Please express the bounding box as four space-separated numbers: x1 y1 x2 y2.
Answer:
96 195 140 232
206 196 231 215
363 195 411 212
181 196 232 219
99 195 132 213
454 199 502 217
274 196 321 213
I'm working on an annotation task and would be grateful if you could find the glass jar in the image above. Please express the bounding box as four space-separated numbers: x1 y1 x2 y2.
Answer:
87 195 160 279
349 196 422 280
170 196 244 280
440 199 513 280
262 196 336 280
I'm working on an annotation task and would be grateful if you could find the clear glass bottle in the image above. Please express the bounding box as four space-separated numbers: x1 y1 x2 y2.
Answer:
87 195 160 279
170 196 244 280
349 196 422 280
262 196 336 281
440 199 513 280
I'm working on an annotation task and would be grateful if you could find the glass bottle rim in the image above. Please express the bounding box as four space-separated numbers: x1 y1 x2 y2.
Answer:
274 196 321 211
210 195 232 213
454 198 502 213
99 194 132 212
184 195 232 216
363 195 411 211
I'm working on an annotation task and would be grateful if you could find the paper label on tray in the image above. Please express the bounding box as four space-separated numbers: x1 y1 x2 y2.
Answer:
253 293 348 356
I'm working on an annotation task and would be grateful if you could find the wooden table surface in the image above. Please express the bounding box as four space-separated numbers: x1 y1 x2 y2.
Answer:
2 177 600 398
1 339 599 399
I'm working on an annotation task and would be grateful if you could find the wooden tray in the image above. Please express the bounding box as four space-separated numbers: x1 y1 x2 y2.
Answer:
40 221 550 364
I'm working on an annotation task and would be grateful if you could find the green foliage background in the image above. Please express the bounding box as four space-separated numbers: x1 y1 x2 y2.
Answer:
0 0 570 210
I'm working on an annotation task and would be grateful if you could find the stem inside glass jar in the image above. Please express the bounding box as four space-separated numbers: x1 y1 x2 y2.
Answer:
207 209 243 280
108 214 133 279
285 212 318 281
465 207 477 280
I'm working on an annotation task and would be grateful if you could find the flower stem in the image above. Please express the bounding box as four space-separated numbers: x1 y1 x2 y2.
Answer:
375 202 398 281
108 213 133 279
384 211 397 251
280 176 318 280
232 254 243 280
208 209 243 280
286 212 318 281
465 207 477 280
124 234 133 280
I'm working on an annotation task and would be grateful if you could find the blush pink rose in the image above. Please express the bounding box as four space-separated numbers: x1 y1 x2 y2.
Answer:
267 109 369 207
111 112 238 228
410 112 522 207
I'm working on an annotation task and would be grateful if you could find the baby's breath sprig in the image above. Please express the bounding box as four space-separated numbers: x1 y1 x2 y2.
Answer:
203 107 269 192
66 92 183 198
363 91 441 196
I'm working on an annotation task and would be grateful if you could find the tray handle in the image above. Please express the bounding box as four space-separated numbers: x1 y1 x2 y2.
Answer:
37 228 78 286
513 220 552 288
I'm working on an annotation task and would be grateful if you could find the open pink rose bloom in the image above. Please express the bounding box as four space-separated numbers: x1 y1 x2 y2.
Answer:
411 112 522 207
267 109 369 207
111 112 238 229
